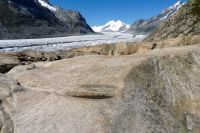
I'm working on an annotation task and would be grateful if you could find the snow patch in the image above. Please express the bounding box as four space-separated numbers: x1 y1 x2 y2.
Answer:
134 35 147 40
38 0 56 11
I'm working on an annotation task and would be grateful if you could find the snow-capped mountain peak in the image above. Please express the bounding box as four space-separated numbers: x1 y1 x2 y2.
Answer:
160 0 185 20
127 1 186 35
92 20 130 32
38 0 57 11
170 0 183 10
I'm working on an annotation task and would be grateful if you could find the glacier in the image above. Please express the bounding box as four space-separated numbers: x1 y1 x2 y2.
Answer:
0 32 146 52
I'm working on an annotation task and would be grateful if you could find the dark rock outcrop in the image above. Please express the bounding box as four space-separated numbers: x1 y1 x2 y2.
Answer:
0 53 19 73
0 0 94 39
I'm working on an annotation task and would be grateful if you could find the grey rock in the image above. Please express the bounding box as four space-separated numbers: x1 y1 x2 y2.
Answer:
127 18 161 35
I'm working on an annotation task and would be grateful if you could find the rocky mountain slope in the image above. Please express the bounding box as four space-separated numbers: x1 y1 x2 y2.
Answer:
0 0 94 39
0 44 199 132
127 1 185 36
92 20 130 32
146 0 200 41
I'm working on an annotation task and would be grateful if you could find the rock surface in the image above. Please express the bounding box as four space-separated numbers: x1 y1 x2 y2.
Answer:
0 44 199 132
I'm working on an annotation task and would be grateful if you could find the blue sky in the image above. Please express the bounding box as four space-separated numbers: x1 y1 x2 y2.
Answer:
50 0 187 26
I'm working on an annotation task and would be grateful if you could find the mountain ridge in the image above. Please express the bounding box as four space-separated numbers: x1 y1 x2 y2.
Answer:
126 1 185 36
0 0 94 39
145 0 200 41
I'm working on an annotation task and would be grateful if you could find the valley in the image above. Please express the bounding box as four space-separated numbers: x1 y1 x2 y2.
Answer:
1 0 200 133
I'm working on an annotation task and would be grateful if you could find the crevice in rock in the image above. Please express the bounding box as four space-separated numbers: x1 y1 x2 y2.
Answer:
65 84 116 99
151 43 157 50
69 95 113 99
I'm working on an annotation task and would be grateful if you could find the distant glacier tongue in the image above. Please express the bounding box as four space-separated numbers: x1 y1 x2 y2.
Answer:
0 33 146 52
